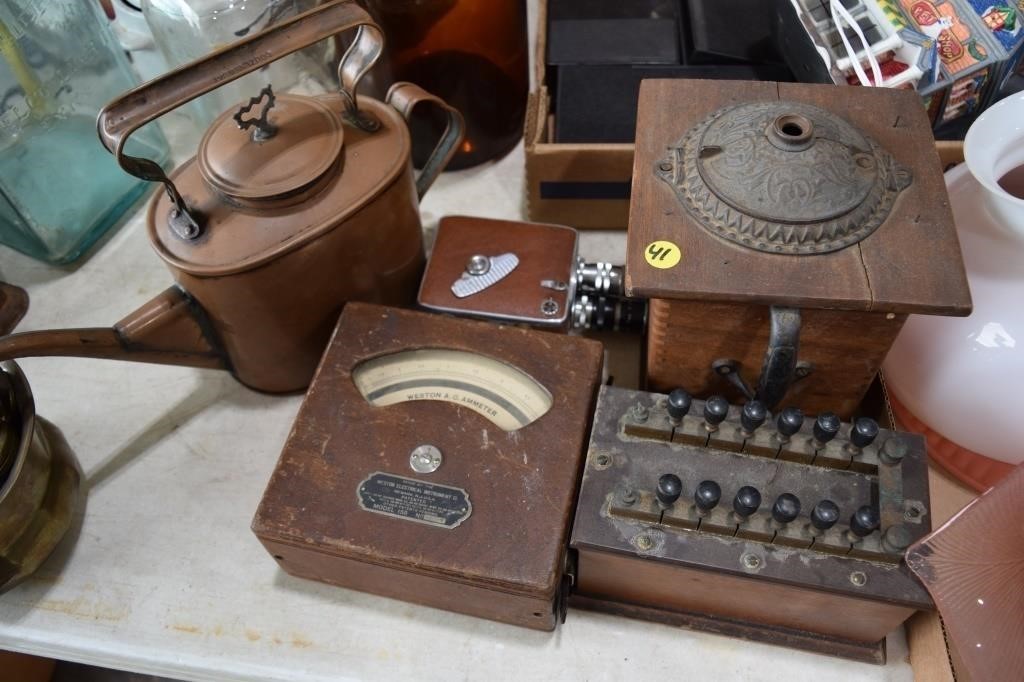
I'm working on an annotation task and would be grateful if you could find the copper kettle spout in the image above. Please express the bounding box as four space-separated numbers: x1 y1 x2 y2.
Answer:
0 287 228 371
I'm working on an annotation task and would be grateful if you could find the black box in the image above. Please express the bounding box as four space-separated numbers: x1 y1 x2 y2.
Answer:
685 0 787 65
547 18 681 66
554 63 795 143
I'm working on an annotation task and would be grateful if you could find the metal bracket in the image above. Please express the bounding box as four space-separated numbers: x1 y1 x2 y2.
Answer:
712 307 814 410
450 253 519 298
340 88 380 133
712 359 756 401
165 185 203 240
559 550 578 624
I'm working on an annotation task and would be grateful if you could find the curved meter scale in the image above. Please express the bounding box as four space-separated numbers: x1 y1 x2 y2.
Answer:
252 303 604 631
353 349 552 432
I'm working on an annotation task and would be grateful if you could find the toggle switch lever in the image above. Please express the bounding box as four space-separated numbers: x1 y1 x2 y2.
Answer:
771 493 801 526
656 473 682 509
809 500 840 534
775 407 803 445
739 400 767 438
812 412 841 450
847 504 880 541
693 480 721 517
667 389 692 426
732 486 762 521
702 396 729 433
845 417 879 455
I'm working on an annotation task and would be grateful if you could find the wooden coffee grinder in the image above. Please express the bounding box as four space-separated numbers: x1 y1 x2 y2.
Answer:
625 79 972 418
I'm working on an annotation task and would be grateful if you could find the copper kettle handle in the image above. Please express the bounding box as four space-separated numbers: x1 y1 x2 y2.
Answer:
96 0 383 239
386 82 466 199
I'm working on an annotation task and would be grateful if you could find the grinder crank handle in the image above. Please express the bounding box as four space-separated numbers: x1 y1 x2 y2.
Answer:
96 0 385 237
386 82 465 200
754 306 801 412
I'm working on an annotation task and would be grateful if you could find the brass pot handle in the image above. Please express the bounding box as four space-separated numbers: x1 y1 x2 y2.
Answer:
386 82 466 200
96 0 383 239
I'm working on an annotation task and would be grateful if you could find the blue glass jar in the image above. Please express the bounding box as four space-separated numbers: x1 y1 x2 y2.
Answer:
0 0 169 263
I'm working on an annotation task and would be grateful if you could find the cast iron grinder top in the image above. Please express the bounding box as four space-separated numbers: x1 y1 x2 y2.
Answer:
656 100 913 255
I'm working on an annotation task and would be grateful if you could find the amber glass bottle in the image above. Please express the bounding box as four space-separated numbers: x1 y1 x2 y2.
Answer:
360 0 529 170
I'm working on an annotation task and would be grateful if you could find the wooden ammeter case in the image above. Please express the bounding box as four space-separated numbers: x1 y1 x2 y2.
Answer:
626 80 972 417
252 303 603 629
570 385 933 663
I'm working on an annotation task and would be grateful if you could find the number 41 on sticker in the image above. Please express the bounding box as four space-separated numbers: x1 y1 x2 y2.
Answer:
644 240 681 269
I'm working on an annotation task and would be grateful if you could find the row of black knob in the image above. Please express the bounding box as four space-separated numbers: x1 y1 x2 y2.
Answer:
667 389 879 448
656 474 880 537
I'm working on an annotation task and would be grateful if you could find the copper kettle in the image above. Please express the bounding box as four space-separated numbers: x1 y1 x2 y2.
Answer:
0 1 463 393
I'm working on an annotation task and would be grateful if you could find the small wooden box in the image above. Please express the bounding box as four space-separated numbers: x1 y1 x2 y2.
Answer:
626 79 972 417
252 303 603 630
418 216 579 329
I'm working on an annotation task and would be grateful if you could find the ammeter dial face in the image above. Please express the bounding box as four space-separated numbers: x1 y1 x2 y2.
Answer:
352 349 552 432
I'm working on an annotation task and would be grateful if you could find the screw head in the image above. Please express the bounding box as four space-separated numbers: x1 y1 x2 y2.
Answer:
631 402 650 423
593 453 611 468
541 297 560 317
850 571 867 587
882 437 908 464
658 161 673 172
619 488 637 506
904 501 926 522
883 524 914 552
742 553 761 570
466 254 490 276
409 444 442 473
635 534 654 551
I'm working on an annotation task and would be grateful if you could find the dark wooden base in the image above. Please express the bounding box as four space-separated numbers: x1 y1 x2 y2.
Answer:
570 594 887 665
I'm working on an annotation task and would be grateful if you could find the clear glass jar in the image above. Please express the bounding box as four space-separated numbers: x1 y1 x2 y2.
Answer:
0 0 170 264
142 0 332 127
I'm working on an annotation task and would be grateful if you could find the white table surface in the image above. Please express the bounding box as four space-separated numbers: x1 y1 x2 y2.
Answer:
0 139 916 682
0 0 918 675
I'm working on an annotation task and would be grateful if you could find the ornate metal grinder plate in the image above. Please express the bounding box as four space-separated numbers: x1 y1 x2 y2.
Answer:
656 101 913 255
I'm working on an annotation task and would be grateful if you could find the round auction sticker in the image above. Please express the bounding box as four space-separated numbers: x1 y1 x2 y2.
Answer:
643 240 681 269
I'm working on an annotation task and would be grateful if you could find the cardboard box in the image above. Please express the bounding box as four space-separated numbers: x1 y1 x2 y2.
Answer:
525 0 652 229
525 0 969 229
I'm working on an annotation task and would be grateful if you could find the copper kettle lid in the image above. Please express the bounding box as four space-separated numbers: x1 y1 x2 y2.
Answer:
657 100 912 255
198 87 344 204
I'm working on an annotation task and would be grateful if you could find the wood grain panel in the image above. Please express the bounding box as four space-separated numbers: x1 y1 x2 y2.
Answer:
777 82 971 316
646 298 906 417
575 548 916 644
626 79 971 316
261 537 559 630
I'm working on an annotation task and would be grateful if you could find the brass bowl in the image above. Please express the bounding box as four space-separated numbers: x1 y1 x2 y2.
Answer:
0 361 81 592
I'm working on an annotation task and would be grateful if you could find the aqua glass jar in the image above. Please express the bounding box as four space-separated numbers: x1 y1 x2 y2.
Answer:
0 0 170 264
